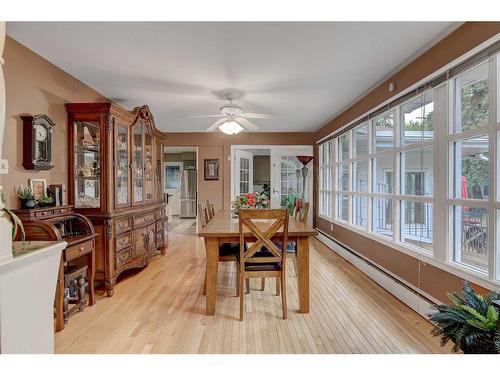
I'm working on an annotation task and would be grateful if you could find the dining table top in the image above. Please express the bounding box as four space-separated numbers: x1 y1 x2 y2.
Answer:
198 209 318 238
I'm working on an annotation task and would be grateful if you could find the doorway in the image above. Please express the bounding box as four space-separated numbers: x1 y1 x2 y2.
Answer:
231 145 313 222
163 146 198 235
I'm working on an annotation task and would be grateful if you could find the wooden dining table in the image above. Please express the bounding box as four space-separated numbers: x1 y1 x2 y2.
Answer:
198 209 317 315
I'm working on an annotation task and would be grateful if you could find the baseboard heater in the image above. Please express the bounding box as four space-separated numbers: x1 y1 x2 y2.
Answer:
315 229 440 319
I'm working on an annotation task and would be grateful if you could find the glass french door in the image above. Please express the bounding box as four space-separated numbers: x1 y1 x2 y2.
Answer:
234 149 254 196
270 147 314 212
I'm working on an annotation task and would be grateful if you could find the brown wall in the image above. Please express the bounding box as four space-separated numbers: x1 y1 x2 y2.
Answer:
313 22 500 300
164 132 315 210
1 36 106 208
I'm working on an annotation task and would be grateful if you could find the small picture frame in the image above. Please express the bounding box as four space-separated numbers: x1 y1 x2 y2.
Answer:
204 159 219 181
29 178 47 200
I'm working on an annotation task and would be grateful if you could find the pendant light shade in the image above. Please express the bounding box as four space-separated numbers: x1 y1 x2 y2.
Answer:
218 120 243 135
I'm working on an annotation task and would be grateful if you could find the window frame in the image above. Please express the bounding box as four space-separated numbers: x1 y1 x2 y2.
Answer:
317 48 500 290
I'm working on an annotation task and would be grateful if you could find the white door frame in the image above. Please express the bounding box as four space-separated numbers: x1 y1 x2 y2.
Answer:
230 145 314 218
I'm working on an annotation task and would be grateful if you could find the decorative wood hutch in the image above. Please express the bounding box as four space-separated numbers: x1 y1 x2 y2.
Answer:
65 103 167 297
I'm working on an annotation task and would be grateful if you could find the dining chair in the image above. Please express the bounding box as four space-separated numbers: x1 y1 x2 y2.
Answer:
206 200 215 220
198 202 208 228
201 201 244 296
260 200 309 291
287 201 309 276
237 208 289 320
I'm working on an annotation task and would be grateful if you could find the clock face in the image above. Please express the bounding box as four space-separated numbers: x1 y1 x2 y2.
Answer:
34 125 48 142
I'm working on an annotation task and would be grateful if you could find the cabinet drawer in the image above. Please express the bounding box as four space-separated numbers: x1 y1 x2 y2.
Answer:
115 233 132 252
35 209 54 218
53 207 69 216
116 217 132 234
116 248 131 268
133 212 155 228
65 239 94 262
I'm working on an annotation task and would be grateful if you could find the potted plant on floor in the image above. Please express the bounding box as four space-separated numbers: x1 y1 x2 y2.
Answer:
428 281 500 354
17 185 36 209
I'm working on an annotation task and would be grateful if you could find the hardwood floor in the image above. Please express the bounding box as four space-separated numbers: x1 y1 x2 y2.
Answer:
54 232 448 354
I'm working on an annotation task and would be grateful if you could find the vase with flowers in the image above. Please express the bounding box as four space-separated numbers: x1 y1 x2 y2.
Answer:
231 192 270 216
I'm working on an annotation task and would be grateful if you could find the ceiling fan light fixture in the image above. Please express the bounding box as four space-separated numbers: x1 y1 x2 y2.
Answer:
218 120 243 135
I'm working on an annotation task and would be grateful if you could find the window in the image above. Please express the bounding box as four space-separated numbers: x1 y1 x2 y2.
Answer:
339 133 350 161
318 49 500 286
354 123 368 158
453 136 489 200
454 62 489 133
374 111 394 152
374 155 393 193
450 62 492 274
401 92 434 145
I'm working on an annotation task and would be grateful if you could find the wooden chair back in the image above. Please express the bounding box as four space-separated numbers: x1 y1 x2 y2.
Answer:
206 200 215 220
238 209 289 267
294 200 310 224
198 202 209 228
292 198 301 218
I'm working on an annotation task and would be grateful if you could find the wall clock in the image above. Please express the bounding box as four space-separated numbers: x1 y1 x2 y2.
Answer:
21 114 55 170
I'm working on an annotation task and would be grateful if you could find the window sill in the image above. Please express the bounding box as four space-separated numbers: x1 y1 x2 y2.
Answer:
317 217 500 292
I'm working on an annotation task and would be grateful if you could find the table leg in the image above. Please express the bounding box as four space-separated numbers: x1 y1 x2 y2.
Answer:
296 236 310 313
205 237 219 315
87 249 95 306
55 255 65 332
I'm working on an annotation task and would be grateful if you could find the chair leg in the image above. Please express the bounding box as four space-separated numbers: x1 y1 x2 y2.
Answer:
239 272 245 321
275 277 280 296
260 278 265 291
236 267 240 297
281 271 287 319
245 278 250 294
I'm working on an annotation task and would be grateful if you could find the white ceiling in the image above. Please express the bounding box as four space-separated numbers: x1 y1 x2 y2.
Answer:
7 22 460 133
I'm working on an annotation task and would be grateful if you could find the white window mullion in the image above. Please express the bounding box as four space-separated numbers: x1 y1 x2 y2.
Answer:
488 55 497 279
393 108 401 244
434 83 449 263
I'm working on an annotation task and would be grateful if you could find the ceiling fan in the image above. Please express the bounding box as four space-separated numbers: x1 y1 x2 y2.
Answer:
186 92 275 134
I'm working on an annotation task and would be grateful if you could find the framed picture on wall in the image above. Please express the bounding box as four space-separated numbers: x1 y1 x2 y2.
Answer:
29 178 47 200
204 159 219 181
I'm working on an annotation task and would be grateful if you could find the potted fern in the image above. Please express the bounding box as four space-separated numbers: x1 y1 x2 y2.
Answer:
17 185 35 209
429 281 500 354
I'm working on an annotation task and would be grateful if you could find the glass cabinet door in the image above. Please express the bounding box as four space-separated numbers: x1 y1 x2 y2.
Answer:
133 122 144 204
74 120 101 208
144 132 154 201
115 124 130 207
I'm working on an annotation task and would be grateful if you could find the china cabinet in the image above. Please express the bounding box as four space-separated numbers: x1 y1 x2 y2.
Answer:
65 103 167 297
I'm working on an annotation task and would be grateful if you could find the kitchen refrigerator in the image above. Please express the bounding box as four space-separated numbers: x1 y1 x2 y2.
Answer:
180 168 197 218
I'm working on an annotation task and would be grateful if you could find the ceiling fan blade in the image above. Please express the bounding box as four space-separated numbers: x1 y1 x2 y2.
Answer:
185 114 224 119
235 117 259 131
240 112 276 119
206 118 228 132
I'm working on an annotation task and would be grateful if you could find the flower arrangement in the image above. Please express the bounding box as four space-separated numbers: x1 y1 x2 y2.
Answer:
231 192 271 211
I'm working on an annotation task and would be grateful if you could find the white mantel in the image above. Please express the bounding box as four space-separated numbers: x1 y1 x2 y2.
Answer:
0 241 66 353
